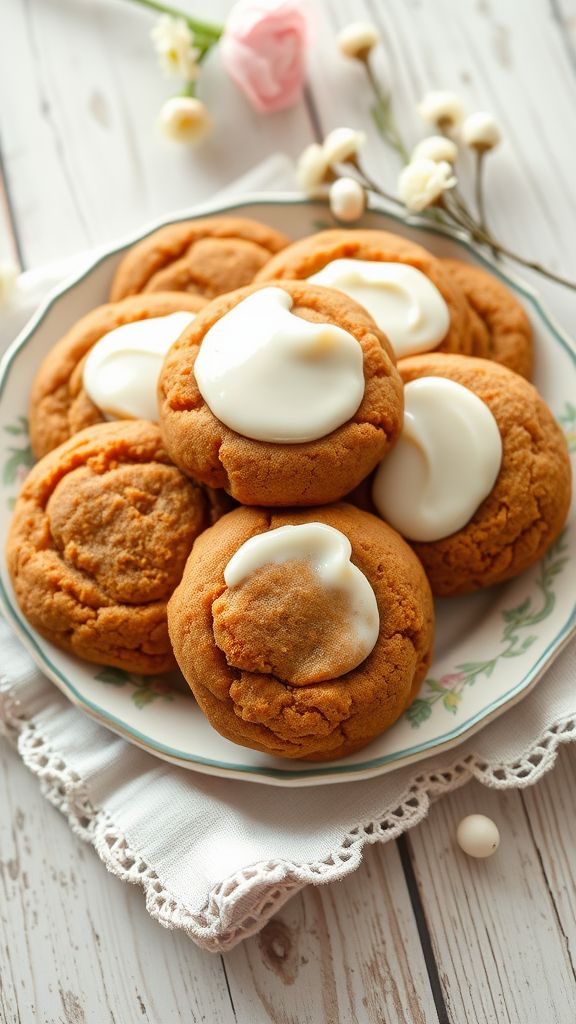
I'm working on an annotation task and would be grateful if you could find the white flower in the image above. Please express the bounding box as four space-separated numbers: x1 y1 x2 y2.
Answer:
398 159 456 212
337 22 380 60
0 261 18 309
412 135 458 164
417 91 465 133
297 143 330 195
462 111 502 151
323 127 366 165
151 16 201 82
329 177 366 222
159 97 211 144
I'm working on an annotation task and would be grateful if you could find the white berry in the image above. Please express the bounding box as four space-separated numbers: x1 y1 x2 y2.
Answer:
456 814 500 858
329 177 366 222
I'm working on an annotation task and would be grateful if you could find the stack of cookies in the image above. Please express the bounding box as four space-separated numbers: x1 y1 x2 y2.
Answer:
7 216 571 761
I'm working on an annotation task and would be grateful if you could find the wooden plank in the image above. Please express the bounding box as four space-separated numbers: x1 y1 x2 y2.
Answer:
406 775 576 1024
521 744 576 971
0 739 236 1024
223 842 440 1024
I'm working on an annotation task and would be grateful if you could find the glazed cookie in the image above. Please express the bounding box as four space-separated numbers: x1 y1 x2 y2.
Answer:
442 259 533 378
168 504 435 760
255 228 474 358
29 291 206 460
372 353 571 595
7 421 209 674
110 217 290 301
158 281 403 506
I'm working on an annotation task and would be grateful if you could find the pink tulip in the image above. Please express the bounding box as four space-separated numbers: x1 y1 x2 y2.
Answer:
221 0 312 114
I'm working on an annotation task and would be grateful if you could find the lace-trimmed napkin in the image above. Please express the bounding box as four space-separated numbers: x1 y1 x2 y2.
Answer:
1 157 575 952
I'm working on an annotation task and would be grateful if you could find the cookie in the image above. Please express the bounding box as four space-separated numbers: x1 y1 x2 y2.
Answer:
255 228 474 357
29 292 206 460
442 259 533 378
7 421 209 674
168 504 435 760
110 217 290 301
157 281 403 506
375 353 571 595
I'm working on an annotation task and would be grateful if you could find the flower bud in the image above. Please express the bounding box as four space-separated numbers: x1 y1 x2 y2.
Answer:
297 143 330 195
412 135 458 165
337 22 380 60
329 177 366 222
323 127 366 165
159 97 211 144
462 111 502 152
398 159 456 213
0 261 18 309
417 91 465 133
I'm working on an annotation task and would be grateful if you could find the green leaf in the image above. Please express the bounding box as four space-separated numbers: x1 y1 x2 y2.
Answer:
95 667 131 687
132 687 156 709
4 416 29 436
443 691 461 714
423 678 445 694
406 699 432 728
520 635 537 652
502 597 531 621
3 446 35 485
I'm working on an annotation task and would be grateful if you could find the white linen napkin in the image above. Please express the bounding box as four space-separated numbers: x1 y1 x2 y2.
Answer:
1 156 575 952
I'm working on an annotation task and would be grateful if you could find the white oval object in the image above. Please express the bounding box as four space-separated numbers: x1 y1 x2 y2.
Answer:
372 377 502 542
194 287 365 443
224 522 380 670
83 311 195 421
307 258 449 357
456 814 500 858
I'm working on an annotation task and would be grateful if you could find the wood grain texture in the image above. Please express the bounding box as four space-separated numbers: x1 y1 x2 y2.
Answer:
406 760 576 1024
1 0 576 1021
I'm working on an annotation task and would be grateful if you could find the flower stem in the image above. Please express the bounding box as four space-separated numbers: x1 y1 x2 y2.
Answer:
474 149 498 257
439 196 576 290
127 0 223 43
363 58 410 163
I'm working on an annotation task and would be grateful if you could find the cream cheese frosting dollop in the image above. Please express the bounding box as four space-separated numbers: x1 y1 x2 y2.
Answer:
372 377 502 541
307 258 450 357
194 287 365 443
224 522 380 672
83 311 195 421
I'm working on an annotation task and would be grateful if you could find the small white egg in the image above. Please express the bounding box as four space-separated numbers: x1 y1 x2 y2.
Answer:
456 814 500 859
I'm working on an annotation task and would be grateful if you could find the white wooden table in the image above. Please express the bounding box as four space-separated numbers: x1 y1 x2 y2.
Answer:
1 1 576 1020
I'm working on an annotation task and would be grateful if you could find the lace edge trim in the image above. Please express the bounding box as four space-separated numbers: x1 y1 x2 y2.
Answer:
2 675 575 952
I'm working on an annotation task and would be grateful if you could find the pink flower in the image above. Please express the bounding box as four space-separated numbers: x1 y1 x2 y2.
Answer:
439 672 466 687
220 0 312 114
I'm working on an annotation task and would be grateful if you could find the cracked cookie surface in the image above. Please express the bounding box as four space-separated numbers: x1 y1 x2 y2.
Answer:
110 216 290 301
29 291 206 460
168 503 435 760
396 353 571 595
7 420 209 673
158 281 403 506
442 259 533 378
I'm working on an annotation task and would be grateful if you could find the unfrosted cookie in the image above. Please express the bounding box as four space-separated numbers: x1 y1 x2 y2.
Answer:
376 353 571 595
168 504 435 761
255 228 474 357
29 292 206 460
7 421 209 674
442 259 533 378
158 281 403 506
110 217 290 301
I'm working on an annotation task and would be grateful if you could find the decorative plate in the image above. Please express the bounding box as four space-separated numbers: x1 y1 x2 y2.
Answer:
0 195 574 787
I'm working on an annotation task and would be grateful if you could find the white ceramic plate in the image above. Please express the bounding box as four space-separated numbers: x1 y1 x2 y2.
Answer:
0 195 574 786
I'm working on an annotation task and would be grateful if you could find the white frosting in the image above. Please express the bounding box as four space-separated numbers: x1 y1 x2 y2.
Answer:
307 258 450 358
372 377 502 542
224 522 380 666
83 311 195 421
194 287 365 443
